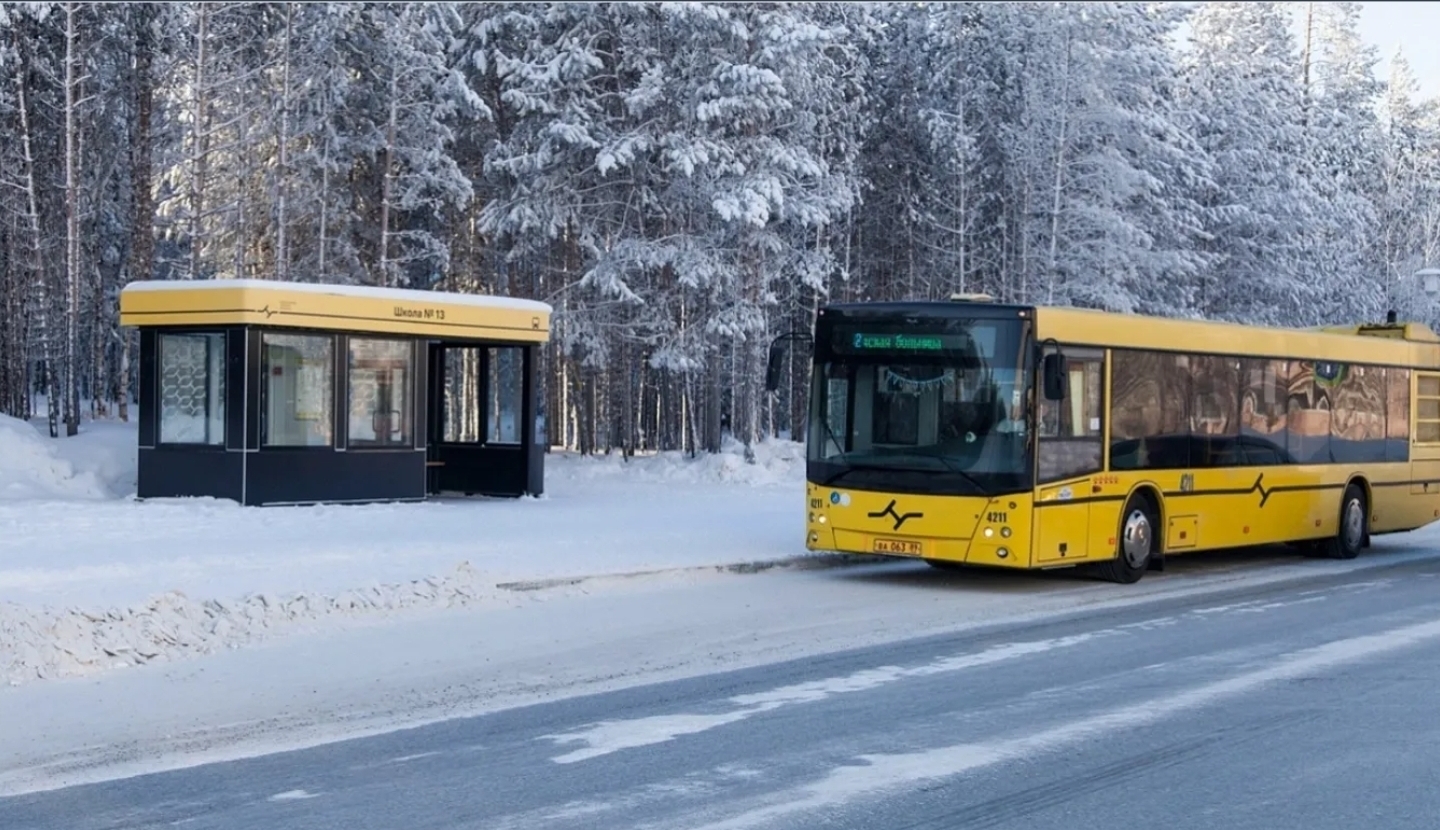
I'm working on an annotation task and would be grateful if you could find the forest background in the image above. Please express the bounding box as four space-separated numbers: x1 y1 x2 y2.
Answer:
0 2 1435 456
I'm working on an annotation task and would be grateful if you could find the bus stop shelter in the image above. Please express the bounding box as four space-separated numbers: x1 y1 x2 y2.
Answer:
118 279 552 506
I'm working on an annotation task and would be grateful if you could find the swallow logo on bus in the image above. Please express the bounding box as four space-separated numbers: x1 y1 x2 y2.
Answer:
1251 472 1275 507
869 499 924 531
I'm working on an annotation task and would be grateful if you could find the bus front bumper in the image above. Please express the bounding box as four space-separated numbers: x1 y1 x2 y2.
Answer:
805 483 1034 569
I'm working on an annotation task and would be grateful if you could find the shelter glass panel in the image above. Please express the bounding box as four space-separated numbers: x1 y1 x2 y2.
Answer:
488 347 525 445
442 347 484 443
158 332 225 445
348 338 413 447
262 333 334 447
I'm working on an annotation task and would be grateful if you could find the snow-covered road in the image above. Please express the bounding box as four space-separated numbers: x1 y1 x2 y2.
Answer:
6 539 1440 819
7 413 1440 802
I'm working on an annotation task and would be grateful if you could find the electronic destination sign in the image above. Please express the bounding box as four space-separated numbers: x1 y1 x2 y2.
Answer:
820 314 1012 364
850 332 950 351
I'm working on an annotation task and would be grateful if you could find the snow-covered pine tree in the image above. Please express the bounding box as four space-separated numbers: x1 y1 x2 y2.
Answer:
1300 1 1385 324
1181 1 1320 326
360 3 479 289
1375 50 1440 321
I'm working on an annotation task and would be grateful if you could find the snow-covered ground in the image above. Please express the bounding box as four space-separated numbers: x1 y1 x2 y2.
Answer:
8 411 1440 797
0 413 818 686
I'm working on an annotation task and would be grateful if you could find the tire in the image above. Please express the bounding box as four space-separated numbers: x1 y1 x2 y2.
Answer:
1319 483 1366 560
1094 493 1158 584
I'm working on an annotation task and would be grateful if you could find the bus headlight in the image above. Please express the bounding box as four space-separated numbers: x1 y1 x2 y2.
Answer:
997 547 1010 559
1001 527 1012 538
984 527 994 538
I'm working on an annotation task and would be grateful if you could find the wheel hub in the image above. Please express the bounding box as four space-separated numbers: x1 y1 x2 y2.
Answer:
1122 509 1151 569
1343 499 1364 550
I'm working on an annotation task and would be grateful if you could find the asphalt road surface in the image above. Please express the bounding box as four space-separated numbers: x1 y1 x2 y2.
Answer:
8 548 1440 830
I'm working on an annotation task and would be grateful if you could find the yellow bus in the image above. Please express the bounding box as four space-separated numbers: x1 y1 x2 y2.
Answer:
769 296 1440 583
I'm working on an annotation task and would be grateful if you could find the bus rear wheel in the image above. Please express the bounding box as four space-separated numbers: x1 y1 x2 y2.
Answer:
1094 493 1157 584
1318 483 1366 560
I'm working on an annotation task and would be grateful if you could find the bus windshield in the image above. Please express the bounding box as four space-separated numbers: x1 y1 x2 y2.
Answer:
807 316 1032 496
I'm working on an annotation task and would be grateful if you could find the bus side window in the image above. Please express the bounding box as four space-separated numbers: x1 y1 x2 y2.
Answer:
1111 350 1190 470
1189 356 1241 467
1039 353 1103 482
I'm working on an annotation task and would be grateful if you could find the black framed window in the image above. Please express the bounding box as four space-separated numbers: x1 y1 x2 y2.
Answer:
158 332 226 445
1388 368 1410 461
1038 349 1103 481
1417 373 1440 444
1240 358 1288 464
348 338 413 447
441 346 484 443
1188 355 1241 467
261 332 334 447
1110 350 1191 470
487 347 524 445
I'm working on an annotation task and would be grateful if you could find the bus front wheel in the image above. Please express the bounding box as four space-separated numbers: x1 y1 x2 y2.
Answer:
1094 493 1158 584
1319 483 1366 560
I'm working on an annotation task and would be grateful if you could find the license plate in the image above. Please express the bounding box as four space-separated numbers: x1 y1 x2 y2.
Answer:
873 537 923 556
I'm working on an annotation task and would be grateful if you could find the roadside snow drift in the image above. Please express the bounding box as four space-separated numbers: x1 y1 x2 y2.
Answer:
0 415 116 501
0 417 811 686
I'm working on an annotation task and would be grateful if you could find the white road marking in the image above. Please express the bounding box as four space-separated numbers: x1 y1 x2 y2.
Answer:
543 632 1108 763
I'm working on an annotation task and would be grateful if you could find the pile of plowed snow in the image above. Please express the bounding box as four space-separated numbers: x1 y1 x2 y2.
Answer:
0 419 810 686
0 415 116 501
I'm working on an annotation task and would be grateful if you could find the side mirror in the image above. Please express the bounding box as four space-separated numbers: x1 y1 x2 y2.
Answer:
765 341 786 392
1042 352 1068 400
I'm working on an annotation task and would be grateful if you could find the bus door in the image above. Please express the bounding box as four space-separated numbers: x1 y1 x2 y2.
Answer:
1034 349 1105 565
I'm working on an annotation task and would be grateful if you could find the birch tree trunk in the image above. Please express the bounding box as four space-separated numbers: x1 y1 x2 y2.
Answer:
1045 23 1073 308
378 64 399 287
121 4 157 422
1300 2 1314 127
275 2 293 281
63 1 82 436
234 112 248 280
189 6 210 281
91 268 105 418
318 88 332 281
15 45 58 438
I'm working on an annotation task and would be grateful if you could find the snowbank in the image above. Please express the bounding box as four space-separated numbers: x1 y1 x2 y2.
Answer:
553 437 806 487
0 418 814 686
0 415 115 501
43 419 140 498
0 561 523 683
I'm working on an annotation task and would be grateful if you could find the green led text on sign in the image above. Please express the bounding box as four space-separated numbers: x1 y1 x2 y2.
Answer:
851 333 946 351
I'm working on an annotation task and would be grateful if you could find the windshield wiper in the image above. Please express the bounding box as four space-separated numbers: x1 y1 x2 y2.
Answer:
812 408 850 470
